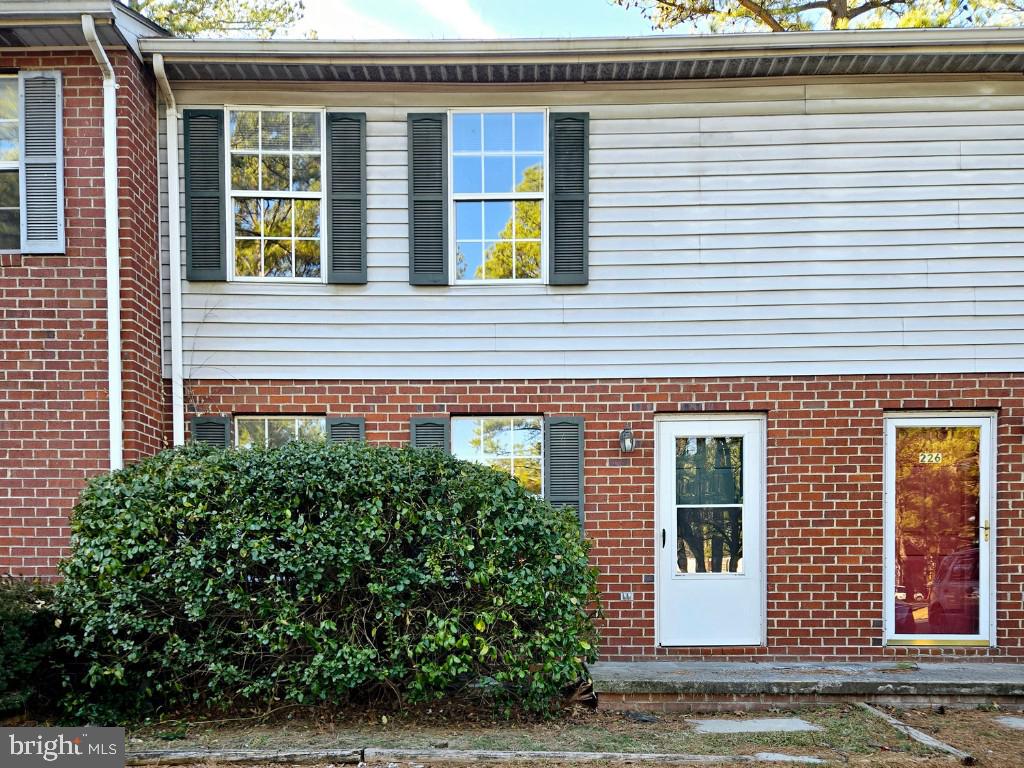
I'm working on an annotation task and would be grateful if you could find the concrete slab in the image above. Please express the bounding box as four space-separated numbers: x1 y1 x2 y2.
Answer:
690 717 822 734
591 661 1024 699
994 716 1024 731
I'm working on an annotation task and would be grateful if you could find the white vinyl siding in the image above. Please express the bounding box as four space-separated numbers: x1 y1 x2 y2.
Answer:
160 77 1024 380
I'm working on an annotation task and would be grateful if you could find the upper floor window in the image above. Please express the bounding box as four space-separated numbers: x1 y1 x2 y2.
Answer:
228 108 323 280
451 111 544 282
0 77 19 250
235 415 326 448
451 415 543 494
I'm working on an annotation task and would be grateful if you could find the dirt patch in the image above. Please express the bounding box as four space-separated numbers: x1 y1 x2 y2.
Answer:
128 705 935 763
897 707 1024 768
121 705 1024 767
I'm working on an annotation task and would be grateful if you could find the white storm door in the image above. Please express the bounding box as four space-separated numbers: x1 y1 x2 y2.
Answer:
656 416 764 647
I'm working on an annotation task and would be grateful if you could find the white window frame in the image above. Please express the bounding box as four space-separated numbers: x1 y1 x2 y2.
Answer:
447 107 548 286
451 415 544 495
224 106 327 284
234 415 327 448
0 74 19 253
882 411 997 647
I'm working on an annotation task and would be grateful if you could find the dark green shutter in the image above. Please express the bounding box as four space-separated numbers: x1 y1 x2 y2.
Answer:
544 416 585 524
190 416 231 447
326 112 366 284
548 113 589 286
327 416 365 442
407 113 448 285
19 71 65 254
410 417 450 451
184 109 226 281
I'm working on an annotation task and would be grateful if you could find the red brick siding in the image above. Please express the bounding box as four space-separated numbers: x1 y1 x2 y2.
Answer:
185 373 1024 661
116 55 167 462
0 50 167 578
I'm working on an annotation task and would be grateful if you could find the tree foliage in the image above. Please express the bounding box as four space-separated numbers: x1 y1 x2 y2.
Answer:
56 441 599 722
614 0 1024 32
124 0 303 38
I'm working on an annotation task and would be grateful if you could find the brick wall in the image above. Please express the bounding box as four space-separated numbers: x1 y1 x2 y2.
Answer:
116 54 166 462
185 373 1024 661
0 49 166 577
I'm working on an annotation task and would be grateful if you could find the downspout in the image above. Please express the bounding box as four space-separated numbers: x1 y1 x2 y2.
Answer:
153 54 185 446
82 15 122 470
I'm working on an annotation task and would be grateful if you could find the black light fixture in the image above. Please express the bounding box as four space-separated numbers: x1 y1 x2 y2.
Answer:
619 424 636 453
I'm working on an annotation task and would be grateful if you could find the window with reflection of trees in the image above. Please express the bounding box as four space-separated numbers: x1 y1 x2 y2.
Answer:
451 416 543 494
674 436 744 574
235 415 326 448
228 109 322 279
893 425 981 635
452 112 544 281
0 78 19 250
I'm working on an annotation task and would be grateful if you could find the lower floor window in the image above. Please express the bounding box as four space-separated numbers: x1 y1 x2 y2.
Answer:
0 168 18 250
451 415 543 494
235 415 326 448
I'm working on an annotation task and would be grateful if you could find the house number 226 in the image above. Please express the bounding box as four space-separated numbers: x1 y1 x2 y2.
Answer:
919 452 943 464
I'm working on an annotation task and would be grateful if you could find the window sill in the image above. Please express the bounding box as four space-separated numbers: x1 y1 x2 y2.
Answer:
454 279 544 286
229 277 324 285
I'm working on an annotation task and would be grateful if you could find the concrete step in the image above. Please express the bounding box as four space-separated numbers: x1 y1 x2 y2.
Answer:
591 661 1024 712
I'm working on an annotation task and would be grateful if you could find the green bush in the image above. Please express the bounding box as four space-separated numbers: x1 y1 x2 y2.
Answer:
0 578 60 714
57 441 599 721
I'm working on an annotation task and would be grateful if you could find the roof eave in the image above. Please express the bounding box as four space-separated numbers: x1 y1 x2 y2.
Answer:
140 27 1024 64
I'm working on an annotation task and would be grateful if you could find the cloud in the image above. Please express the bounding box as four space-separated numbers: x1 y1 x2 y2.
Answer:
289 0 413 39
411 0 500 38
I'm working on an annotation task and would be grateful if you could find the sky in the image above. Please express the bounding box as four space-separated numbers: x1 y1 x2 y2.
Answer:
286 0 683 40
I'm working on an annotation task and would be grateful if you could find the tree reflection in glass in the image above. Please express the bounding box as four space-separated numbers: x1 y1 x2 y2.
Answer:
235 416 326 448
452 416 543 494
0 78 18 161
894 426 980 635
228 109 322 279
453 111 544 281
674 437 744 574
0 78 17 249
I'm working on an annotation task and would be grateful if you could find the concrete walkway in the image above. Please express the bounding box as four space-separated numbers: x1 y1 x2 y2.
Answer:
591 661 1024 709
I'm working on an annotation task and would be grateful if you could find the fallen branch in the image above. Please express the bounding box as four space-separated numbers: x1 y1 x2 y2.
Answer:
365 747 827 764
857 702 975 765
124 747 361 765
126 746 827 766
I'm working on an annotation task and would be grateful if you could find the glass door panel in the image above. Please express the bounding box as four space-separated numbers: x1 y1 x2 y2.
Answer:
885 414 993 645
894 425 981 635
676 507 743 574
675 436 744 575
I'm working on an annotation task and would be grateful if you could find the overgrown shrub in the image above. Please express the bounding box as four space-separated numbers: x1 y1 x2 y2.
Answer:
0 578 60 714
57 441 599 722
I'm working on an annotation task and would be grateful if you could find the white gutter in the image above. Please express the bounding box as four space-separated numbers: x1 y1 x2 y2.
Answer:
139 26 1024 62
153 54 185 447
83 13 123 471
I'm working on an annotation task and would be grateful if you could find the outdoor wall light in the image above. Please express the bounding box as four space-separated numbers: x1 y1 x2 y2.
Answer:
619 425 637 453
